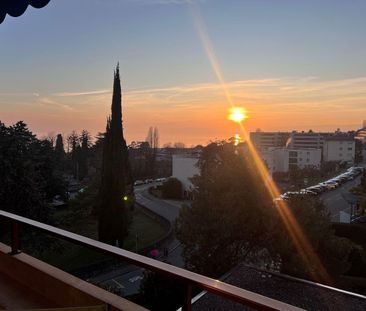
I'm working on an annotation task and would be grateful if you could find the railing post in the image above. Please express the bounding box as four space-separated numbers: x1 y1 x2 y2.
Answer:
182 284 192 311
9 221 21 255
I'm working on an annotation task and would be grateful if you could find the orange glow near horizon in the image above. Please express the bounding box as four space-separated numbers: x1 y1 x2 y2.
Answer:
190 2 332 284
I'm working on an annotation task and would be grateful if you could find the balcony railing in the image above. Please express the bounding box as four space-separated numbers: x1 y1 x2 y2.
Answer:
0 210 303 311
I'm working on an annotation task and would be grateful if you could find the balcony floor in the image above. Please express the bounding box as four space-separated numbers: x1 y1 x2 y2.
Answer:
0 271 55 310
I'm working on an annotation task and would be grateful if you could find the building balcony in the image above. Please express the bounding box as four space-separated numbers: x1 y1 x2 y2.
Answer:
1 209 365 311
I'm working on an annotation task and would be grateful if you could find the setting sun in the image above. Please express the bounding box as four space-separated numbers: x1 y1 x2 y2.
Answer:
228 107 247 123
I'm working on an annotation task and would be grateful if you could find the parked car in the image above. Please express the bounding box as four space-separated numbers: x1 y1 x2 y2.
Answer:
300 189 318 196
305 186 323 194
318 182 336 190
134 180 144 186
283 191 300 198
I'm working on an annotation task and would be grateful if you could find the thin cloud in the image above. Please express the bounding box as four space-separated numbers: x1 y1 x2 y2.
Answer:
54 90 111 97
2 76 365 145
37 97 74 111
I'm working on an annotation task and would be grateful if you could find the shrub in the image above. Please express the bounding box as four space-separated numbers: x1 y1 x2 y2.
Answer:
161 178 182 199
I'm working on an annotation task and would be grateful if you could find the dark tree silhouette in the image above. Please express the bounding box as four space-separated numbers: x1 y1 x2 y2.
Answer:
176 141 273 278
0 121 65 219
55 134 65 169
68 131 79 179
145 126 159 177
55 134 64 155
97 65 133 246
78 130 91 180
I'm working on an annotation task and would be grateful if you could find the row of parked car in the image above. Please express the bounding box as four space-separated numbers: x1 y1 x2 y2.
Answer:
134 177 168 186
279 166 364 201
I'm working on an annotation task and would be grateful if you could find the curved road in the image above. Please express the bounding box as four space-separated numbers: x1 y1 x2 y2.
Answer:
90 182 185 296
135 183 182 222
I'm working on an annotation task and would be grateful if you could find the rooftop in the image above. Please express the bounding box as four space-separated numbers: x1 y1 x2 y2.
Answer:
192 264 366 310
325 136 355 141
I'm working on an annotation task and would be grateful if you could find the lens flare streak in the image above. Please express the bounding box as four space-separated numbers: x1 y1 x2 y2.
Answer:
189 3 331 284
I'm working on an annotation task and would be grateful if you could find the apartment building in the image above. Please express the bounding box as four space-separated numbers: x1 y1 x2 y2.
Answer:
286 131 324 149
323 136 355 164
250 131 290 150
271 148 322 173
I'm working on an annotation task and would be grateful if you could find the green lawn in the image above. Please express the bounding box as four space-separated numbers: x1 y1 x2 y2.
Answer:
124 211 167 251
37 207 168 271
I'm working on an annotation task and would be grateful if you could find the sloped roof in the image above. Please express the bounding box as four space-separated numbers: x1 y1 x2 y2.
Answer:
192 264 366 311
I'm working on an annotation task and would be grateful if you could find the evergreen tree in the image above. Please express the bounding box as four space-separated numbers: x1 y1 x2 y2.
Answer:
55 134 65 155
176 141 273 278
78 130 91 180
0 121 65 219
54 134 65 169
97 65 133 246
68 131 79 179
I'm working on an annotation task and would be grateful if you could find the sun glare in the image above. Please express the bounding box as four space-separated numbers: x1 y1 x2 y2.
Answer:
234 133 241 146
228 107 247 123
190 2 331 284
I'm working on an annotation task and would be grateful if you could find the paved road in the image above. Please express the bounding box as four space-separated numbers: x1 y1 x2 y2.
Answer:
134 183 182 222
322 176 360 221
134 182 185 268
321 165 365 221
90 182 185 296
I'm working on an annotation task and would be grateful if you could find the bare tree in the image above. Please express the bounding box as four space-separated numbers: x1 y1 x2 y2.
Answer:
145 126 160 177
146 126 153 148
146 126 159 149
153 126 159 150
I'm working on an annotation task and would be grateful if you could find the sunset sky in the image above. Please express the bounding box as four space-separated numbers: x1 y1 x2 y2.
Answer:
1 0 366 146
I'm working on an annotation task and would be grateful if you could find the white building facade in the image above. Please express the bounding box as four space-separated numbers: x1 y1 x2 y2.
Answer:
266 148 322 173
286 131 324 149
250 131 289 150
172 154 200 198
323 137 355 164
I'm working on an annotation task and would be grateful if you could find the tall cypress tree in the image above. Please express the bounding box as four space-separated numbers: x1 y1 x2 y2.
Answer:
98 64 132 246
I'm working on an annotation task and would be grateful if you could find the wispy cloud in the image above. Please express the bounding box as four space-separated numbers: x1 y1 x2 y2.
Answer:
53 89 111 97
1 76 366 145
123 76 366 111
37 97 74 111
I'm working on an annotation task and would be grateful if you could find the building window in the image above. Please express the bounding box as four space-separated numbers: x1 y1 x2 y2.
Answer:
339 153 343 157
289 151 297 157
289 158 298 164
348 147 353 150
339 147 343 150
